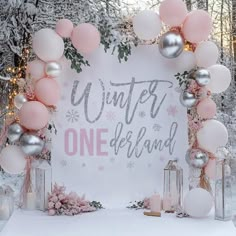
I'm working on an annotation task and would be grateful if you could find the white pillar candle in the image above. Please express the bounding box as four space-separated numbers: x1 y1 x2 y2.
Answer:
0 205 10 220
150 194 161 212
26 192 36 210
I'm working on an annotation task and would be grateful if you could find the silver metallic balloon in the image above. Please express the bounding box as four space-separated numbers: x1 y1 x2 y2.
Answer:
45 62 62 78
185 149 209 168
14 94 28 109
20 134 45 156
7 123 24 143
159 31 184 59
195 68 211 87
179 91 197 108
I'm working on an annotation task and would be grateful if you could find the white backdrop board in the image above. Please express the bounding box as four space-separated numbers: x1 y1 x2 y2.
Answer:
52 45 188 208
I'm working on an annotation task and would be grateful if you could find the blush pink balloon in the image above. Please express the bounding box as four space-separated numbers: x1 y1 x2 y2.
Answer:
27 60 45 81
197 98 216 119
182 10 212 43
159 0 188 27
19 101 49 130
205 158 216 180
35 78 60 106
33 28 64 62
56 19 74 38
71 23 100 54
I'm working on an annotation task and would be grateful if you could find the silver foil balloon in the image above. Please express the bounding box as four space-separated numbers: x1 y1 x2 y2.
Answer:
179 91 197 108
14 94 28 109
195 68 211 87
185 149 209 168
45 62 62 78
159 31 184 59
20 134 45 156
7 123 24 143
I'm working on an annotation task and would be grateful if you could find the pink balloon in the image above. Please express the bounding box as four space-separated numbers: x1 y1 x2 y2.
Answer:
182 10 212 43
33 28 64 62
19 101 49 130
35 78 60 106
27 60 45 81
56 19 74 38
205 158 216 180
197 98 216 119
159 0 188 27
71 23 100 54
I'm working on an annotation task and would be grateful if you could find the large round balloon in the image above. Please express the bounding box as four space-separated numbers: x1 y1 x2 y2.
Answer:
182 10 212 43
56 19 73 38
133 10 162 40
32 28 64 62
159 0 188 27
71 23 100 54
197 97 216 119
19 101 49 130
35 78 60 106
197 120 228 153
206 65 231 94
159 31 184 59
27 60 45 81
0 145 26 174
175 51 196 72
184 188 213 218
195 41 219 68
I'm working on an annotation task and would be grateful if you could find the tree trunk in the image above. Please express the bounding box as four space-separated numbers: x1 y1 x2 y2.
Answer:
232 0 236 63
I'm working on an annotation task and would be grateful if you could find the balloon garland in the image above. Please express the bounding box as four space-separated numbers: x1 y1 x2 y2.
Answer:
0 0 231 218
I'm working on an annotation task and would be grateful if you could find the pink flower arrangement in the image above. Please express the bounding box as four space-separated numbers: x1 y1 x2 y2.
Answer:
188 114 203 133
47 184 101 216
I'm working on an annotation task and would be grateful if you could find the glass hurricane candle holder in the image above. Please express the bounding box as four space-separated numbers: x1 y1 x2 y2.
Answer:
0 185 14 221
215 147 232 221
163 160 183 212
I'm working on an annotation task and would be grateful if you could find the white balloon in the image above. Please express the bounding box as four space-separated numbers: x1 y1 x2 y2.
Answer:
184 188 213 218
175 51 196 72
206 65 231 93
0 145 26 174
197 120 228 153
32 28 64 62
133 10 162 40
195 41 219 68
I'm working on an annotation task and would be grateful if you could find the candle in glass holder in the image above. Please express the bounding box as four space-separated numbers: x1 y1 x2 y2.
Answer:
26 192 36 210
163 194 172 211
150 194 161 212
0 204 10 220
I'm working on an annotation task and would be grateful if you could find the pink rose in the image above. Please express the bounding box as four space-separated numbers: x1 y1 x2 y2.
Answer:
55 202 62 209
48 201 55 209
48 209 56 216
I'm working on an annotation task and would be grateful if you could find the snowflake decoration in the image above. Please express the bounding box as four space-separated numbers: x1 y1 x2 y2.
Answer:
60 160 67 167
127 161 135 169
66 109 79 123
153 123 162 132
167 105 178 117
106 111 116 121
138 111 146 118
